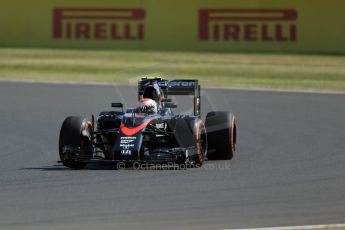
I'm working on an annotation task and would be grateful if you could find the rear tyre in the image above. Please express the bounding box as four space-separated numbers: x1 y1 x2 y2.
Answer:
205 111 236 160
59 116 89 169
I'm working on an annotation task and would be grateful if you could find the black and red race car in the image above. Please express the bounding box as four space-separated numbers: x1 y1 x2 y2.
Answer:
58 78 237 169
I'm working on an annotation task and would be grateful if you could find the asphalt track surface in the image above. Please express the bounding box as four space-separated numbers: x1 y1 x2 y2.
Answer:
0 81 344 230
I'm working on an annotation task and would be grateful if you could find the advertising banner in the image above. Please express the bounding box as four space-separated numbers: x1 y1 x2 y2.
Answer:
0 0 344 53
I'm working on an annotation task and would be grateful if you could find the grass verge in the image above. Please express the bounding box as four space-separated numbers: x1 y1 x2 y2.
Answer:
0 48 345 91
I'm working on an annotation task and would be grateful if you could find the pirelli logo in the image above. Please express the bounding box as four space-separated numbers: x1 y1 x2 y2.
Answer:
199 9 298 42
53 8 145 40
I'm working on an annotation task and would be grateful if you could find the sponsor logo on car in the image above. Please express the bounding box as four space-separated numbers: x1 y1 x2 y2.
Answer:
144 81 196 87
52 8 145 40
120 144 134 149
121 149 132 155
199 9 298 42
120 136 136 151
168 81 196 87
120 136 136 144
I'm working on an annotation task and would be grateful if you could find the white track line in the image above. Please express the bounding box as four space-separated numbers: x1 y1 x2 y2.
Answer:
224 223 345 230
1 78 345 95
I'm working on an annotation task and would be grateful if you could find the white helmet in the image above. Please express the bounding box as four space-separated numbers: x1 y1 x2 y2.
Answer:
136 98 158 114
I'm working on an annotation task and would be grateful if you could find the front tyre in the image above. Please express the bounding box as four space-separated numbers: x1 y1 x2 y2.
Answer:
193 119 207 166
172 117 207 167
59 116 90 169
205 111 237 160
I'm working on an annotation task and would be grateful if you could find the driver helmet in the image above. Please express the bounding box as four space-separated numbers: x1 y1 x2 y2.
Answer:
135 98 158 115
143 83 163 106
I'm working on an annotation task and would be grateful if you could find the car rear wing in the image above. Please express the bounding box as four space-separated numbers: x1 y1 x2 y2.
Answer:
138 78 201 116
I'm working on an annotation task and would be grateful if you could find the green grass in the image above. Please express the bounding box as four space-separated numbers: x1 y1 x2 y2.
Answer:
0 48 345 91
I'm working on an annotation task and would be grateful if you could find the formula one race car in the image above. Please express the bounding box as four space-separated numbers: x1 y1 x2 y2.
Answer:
58 78 237 169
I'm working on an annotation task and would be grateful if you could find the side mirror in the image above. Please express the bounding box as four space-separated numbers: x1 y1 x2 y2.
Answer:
111 102 124 112
165 102 177 108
